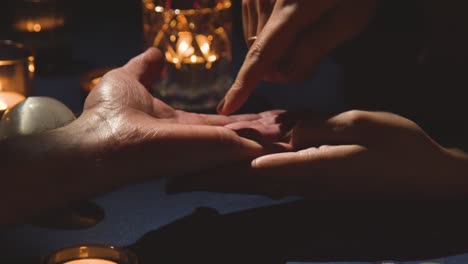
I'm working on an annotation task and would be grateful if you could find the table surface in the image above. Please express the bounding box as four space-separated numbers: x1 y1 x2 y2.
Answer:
1 3 468 263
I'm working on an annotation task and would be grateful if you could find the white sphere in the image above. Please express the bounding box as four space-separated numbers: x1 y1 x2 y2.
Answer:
0 97 76 139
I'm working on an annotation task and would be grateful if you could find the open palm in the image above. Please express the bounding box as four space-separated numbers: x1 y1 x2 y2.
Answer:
76 48 285 181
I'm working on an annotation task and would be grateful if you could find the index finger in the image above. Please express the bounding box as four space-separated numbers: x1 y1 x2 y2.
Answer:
218 1 338 115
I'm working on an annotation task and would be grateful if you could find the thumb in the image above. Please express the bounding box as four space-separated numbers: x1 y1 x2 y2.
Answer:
123 47 165 89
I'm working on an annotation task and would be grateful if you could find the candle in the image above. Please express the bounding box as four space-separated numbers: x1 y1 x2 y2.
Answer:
64 259 116 264
43 245 137 264
0 91 26 115
11 0 69 74
0 40 35 97
14 17 65 33
144 0 232 111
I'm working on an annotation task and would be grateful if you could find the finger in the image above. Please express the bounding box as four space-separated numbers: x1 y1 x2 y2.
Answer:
290 110 402 149
201 113 263 126
122 47 164 88
227 123 282 145
251 145 370 198
242 0 250 44
279 0 377 81
245 0 258 47
201 109 286 126
166 124 266 158
256 0 273 37
219 1 338 115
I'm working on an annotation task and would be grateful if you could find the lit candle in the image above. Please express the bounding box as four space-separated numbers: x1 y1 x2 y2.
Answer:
14 16 65 33
0 91 26 112
64 259 117 264
43 245 137 264
146 0 233 111
0 41 35 97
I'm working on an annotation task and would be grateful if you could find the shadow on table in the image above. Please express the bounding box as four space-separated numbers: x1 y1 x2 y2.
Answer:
129 200 468 264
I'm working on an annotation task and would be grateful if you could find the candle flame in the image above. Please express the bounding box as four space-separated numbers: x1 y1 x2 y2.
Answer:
177 33 194 57
208 54 217 62
0 101 7 111
195 35 210 55
26 22 42 32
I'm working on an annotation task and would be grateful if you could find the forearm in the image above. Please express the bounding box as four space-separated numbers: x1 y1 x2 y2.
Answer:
0 121 128 226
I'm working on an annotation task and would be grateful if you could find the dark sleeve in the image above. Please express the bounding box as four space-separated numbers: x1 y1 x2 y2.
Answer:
336 0 468 151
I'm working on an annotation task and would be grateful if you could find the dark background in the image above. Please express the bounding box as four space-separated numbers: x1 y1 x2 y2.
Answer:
0 0 343 114
2 1 468 263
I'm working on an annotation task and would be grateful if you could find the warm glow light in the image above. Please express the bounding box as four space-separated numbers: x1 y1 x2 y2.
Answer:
14 17 65 32
208 55 217 62
155 6 164 12
0 101 7 111
63 259 117 264
195 35 210 55
33 23 42 32
145 2 155 9
28 56 35 73
172 58 180 64
176 32 194 58
0 91 26 110
190 55 197 63
200 42 210 55
28 64 35 73
91 77 101 86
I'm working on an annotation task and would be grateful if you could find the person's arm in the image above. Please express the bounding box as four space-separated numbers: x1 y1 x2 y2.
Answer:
168 111 468 200
0 48 286 226
217 0 377 115
0 121 122 226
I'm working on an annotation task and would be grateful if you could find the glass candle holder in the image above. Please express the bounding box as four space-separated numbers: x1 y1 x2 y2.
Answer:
142 0 232 112
11 0 69 74
0 40 34 115
43 245 138 264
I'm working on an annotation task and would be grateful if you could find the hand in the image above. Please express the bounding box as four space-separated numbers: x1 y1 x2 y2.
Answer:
168 111 468 200
218 0 377 115
0 48 290 225
72 48 286 180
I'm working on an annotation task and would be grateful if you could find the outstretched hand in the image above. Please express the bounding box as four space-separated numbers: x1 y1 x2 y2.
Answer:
74 48 287 180
168 110 468 200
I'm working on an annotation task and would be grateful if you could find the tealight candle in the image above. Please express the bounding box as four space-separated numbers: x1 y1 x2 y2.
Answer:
64 259 116 264
14 16 65 33
0 40 35 97
43 245 137 264
0 91 26 111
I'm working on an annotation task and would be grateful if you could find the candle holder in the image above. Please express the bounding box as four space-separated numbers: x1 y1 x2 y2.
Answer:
142 0 232 112
0 40 34 116
43 245 138 264
10 0 69 75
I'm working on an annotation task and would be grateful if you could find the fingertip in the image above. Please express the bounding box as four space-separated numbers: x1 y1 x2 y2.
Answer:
251 156 266 169
216 97 226 115
144 47 163 61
